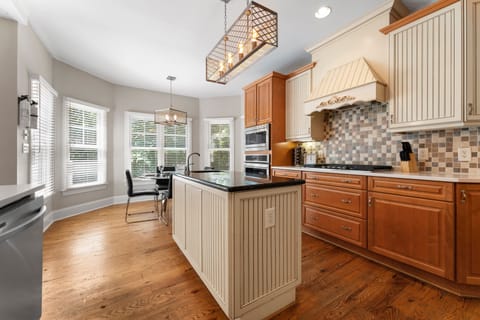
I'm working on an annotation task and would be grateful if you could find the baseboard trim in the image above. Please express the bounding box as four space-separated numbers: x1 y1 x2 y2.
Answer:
43 194 159 232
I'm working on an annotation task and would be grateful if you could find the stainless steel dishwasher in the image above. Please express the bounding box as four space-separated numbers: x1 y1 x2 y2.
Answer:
0 194 45 320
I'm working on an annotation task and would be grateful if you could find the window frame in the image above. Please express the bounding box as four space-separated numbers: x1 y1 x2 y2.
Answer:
63 97 109 191
204 117 235 171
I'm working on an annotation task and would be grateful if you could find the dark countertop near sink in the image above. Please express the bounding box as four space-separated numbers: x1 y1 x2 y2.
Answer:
175 171 305 192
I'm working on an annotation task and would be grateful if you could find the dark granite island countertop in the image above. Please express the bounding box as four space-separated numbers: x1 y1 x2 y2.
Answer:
175 171 305 192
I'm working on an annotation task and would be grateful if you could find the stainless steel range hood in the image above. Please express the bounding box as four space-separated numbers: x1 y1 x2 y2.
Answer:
304 57 387 115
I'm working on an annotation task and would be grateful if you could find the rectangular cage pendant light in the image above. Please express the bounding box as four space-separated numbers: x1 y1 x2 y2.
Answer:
206 1 278 84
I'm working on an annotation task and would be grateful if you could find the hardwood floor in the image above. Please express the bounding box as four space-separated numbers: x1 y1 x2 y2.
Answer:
42 202 480 319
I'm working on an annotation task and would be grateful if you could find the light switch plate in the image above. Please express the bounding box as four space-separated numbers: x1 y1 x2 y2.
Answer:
418 148 429 161
458 147 472 162
264 208 275 229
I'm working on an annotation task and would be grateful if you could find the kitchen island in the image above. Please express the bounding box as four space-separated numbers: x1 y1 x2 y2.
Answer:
172 172 304 320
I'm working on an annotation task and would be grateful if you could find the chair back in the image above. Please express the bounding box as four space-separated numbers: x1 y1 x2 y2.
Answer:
167 174 173 199
125 170 134 196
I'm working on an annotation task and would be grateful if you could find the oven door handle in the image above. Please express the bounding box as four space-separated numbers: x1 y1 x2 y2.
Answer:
244 163 270 169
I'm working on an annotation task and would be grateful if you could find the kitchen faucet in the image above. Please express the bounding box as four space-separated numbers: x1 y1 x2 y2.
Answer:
185 152 200 175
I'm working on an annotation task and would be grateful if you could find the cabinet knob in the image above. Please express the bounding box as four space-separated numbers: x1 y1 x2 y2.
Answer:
368 197 372 207
461 190 467 204
341 199 352 204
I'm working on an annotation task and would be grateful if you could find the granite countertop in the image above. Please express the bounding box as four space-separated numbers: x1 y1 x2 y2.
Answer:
0 184 44 208
272 166 480 183
175 171 305 192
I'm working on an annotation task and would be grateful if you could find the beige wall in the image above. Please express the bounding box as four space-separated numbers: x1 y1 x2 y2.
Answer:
0 18 18 185
112 85 200 196
17 23 54 184
308 10 390 94
198 96 243 172
51 60 115 210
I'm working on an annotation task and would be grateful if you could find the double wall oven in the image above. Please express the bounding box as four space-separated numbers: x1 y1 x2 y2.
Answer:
244 124 270 178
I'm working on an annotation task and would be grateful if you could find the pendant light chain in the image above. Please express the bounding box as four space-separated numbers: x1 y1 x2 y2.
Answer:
169 78 173 107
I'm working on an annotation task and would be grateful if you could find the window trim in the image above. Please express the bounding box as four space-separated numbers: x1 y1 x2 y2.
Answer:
63 97 109 191
204 117 235 171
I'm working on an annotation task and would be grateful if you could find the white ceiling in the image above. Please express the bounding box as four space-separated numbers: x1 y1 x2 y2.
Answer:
5 0 433 98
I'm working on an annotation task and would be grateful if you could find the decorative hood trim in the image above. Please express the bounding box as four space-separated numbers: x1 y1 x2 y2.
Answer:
304 58 387 115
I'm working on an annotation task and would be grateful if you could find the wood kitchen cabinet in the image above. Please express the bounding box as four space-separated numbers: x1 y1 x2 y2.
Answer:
243 72 287 131
302 171 368 247
285 64 325 141
368 177 455 280
456 184 480 285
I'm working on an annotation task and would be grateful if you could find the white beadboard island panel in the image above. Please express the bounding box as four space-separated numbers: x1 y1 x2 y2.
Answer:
172 175 302 319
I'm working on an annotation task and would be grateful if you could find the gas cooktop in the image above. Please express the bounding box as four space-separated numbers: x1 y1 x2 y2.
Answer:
303 164 393 171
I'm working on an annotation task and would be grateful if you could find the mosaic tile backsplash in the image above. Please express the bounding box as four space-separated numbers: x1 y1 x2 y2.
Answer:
302 103 480 174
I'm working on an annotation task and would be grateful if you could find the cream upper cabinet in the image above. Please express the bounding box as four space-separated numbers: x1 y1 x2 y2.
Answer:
388 2 463 132
465 0 480 121
286 67 325 141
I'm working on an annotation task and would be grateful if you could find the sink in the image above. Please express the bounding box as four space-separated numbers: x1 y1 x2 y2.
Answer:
190 170 223 173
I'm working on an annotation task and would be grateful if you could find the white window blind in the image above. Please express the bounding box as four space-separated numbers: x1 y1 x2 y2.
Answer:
64 98 108 189
205 118 234 170
128 113 158 178
126 112 191 177
30 76 57 197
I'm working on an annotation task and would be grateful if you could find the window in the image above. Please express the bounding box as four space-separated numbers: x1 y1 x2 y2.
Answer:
205 118 234 170
126 112 191 178
64 98 108 189
30 76 57 197
128 113 158 177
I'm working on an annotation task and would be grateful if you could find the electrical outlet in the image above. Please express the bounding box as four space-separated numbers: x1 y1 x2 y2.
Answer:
418 148 429 161
264 208 275 229
458 147 472 162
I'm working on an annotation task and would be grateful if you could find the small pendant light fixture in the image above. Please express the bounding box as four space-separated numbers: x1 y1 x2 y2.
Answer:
154 76 187 125
206 0 278 84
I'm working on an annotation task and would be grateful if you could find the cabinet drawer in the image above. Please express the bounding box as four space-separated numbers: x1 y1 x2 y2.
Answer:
368 177 454 201
272 169 301 179
303 205 366 248
304 185 367 218
303 172 366 189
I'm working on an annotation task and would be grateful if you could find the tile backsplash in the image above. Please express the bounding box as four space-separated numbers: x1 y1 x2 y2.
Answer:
301 103 480 174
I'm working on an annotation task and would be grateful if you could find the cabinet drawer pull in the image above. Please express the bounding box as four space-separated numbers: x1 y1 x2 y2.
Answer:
461 190 467 204
469 103 473 116
341 225 352 232
396 184 413 190
341 179 353 183
310 193 318 198
340 199 352 204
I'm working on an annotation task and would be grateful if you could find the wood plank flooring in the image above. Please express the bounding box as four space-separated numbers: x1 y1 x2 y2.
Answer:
42 202 480 319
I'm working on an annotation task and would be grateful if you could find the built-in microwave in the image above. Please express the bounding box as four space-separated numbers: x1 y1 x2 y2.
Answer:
244 124 270 151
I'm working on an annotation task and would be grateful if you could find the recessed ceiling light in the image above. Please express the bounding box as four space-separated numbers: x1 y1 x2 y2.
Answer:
315 6 331 19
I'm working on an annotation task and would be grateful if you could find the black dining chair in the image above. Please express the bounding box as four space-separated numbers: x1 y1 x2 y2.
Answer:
159 174 173 226
156 166 175 190
125 170 160 223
